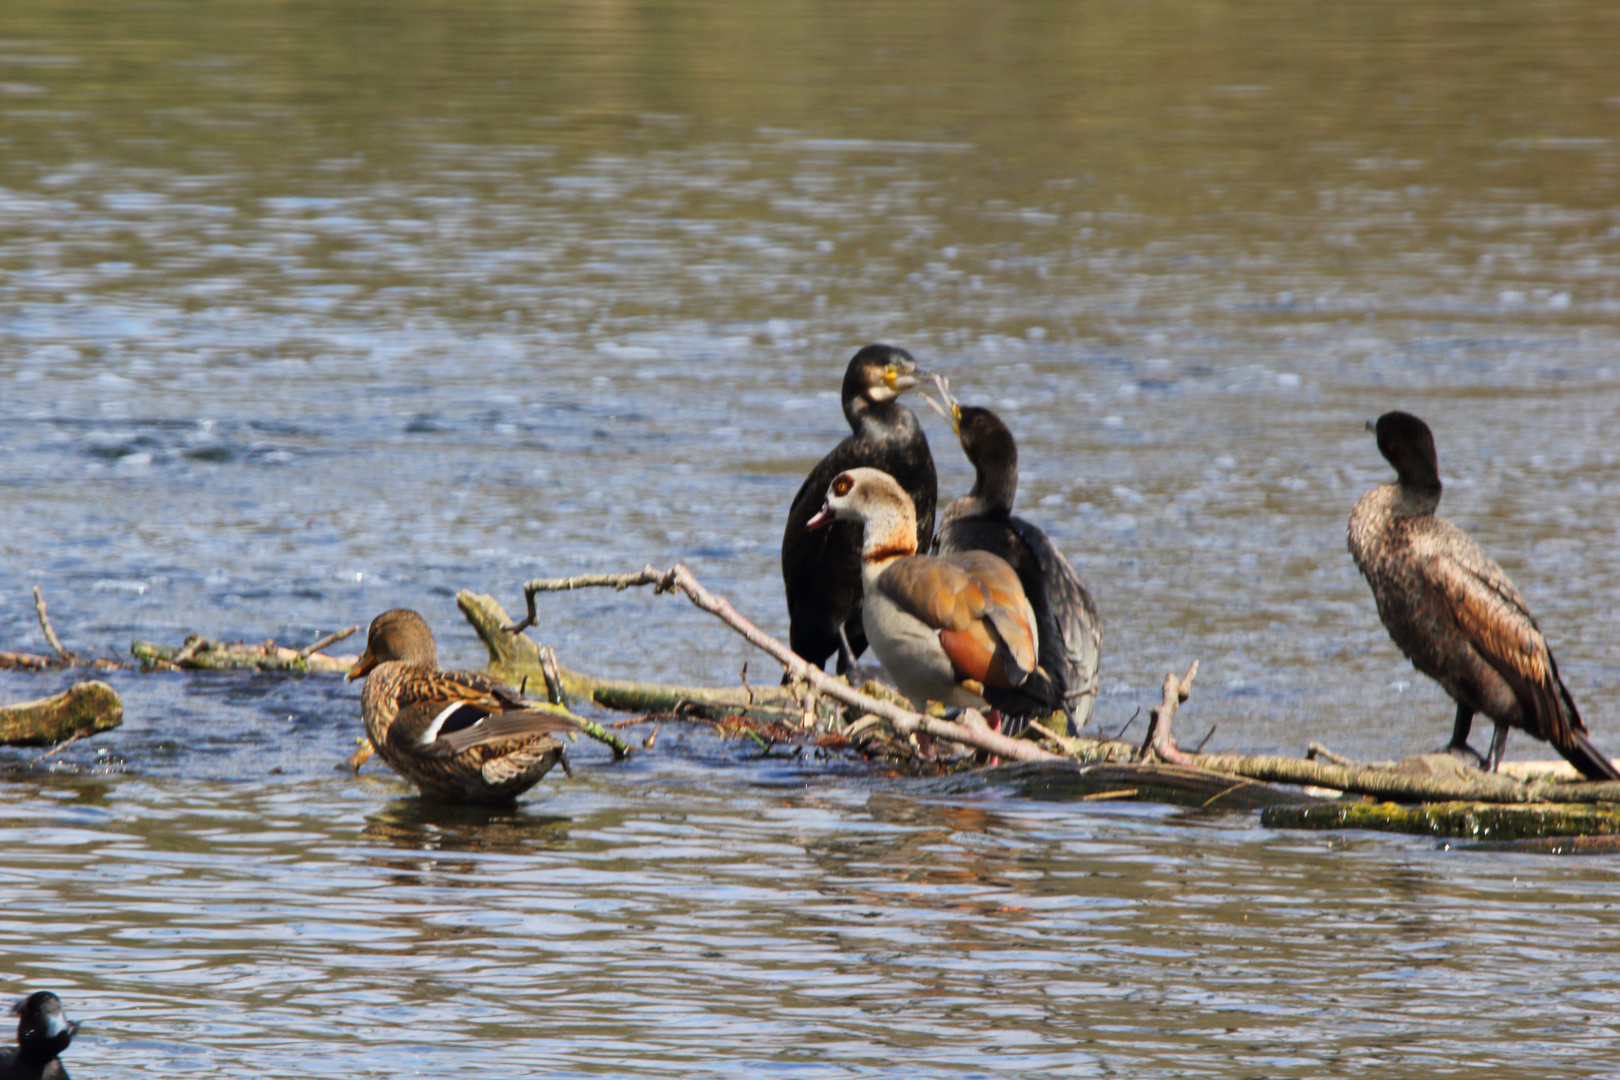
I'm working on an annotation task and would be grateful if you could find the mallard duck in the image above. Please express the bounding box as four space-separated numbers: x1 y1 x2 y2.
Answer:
1 992 78 1080
346 609 583 803
808 467 1038 720
1348 411 1619 779
781 344 938 674
926 378 1101 734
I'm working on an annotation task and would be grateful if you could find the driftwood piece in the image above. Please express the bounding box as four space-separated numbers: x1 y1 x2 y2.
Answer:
0 681 123 746
498 566 1062 764
1262 799 1620 841
972 759 1319 811
459 590 801 716
132 636 358 674
1139 661 1198 765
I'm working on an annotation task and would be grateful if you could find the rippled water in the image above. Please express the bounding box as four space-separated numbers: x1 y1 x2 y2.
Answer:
4 1 1620 1075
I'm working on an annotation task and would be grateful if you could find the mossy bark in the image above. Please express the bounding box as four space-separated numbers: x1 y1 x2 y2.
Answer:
0 680 123 745
1262 799 1620 840
456 590 800 716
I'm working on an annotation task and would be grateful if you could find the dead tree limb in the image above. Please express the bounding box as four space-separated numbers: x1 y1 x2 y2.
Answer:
1139 661 1198 765
296 625 360 661
32 586 74 664
499 564 1061 764
0 680 123 746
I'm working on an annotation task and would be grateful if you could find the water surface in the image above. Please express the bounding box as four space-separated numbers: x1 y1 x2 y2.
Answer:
3 2 1620 1075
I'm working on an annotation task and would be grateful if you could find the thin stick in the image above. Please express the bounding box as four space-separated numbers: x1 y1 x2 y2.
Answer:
506 570 666 633
538 645 566 706
1191 722 1218 754
1306 742 1360 768
31 728 90 764
296 625 360 661
529 564 1061 763
32 586 74 664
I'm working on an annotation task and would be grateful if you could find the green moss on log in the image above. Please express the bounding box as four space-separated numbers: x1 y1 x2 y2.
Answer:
1262 799 1620 840
0 680 123 746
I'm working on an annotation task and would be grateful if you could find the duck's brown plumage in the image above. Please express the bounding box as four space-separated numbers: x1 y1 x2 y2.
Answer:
347 609 582 803
781 344 938 673
931 400 1102 734
1347 411 1618 780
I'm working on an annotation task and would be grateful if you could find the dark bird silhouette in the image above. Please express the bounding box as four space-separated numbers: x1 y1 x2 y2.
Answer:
1 992 78 1080
926 379 1101 735
781 344 937 673
1347 410 1619 780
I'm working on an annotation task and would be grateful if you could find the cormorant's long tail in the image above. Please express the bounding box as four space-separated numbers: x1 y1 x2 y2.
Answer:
1559 730 1620 782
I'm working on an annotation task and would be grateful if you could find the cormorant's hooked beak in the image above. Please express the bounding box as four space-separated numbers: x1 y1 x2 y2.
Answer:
883 360 922 393
920 372 962 435
806 503 836 530
346 649 377 682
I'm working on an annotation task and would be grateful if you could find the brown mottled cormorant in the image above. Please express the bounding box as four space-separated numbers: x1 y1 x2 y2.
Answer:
807 468 1038 713
1347 410 1619 780
925 379 1101 735
781 345 937 673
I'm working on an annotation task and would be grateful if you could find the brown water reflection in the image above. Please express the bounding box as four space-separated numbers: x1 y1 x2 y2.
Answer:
3 0 1620 1076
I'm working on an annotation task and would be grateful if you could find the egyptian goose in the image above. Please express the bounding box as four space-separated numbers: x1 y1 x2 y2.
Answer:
926 379 1101 734
781 344 937 674
1 992 78 1080
809 467 1038 720
346 609 584 803
1348 411 1619 779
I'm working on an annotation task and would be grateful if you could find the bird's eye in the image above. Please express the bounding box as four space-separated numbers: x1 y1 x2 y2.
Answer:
832 475 854 496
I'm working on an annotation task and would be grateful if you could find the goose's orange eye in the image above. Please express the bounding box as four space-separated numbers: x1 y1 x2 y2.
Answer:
832 475 854 497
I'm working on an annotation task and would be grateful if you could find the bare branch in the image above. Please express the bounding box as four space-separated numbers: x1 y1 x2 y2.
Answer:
296 625 360 661
32 586 74 664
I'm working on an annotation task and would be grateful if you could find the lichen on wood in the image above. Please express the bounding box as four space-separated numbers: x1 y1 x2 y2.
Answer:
0 681 123 746
1262 799 1620 841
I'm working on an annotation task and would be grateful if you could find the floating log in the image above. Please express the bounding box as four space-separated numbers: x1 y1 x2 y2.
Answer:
1262 799 1620 841
0 681 123 746
971 759 1321 811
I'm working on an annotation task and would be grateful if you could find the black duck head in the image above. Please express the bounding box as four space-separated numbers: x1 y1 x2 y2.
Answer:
12 991 78 1065
1371 411 1441 493
347 608 440 680
842 344 921 421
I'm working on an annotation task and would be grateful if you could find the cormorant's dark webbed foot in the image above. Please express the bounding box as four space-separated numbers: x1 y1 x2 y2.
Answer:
1437 740 1489 770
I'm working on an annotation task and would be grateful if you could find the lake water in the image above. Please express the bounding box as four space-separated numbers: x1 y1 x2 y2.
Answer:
3 1 1620 1075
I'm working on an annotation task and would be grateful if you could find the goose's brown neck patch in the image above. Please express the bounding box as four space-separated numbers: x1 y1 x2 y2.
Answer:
863 543 917 564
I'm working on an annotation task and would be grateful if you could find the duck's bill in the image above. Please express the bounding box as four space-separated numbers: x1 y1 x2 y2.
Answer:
346 651 378 682
806 504 836 530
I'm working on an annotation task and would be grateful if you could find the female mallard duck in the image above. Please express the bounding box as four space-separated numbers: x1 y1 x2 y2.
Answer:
346 609 583 803
926 377 1101 734
781 344 938 674
808 467 1039 720
1348 411 1619 779
1 992 78 1080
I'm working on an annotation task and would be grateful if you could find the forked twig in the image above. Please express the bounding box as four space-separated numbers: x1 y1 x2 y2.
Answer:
1138 661 1199 766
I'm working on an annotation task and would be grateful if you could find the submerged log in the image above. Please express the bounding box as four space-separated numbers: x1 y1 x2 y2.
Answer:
0 681 123 746
975 759 1320 811
1262 799 1620 841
